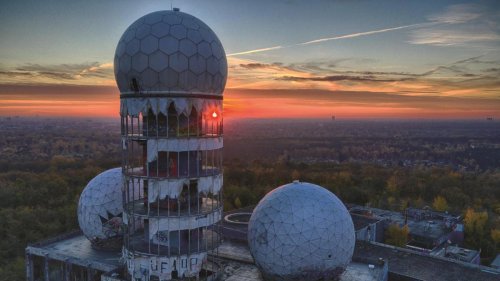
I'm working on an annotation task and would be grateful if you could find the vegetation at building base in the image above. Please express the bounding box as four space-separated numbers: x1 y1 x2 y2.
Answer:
385 224 410 247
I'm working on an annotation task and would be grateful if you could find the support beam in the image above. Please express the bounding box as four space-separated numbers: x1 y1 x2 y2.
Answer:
65 260 72 281
44 255 49 281
25 252 34 281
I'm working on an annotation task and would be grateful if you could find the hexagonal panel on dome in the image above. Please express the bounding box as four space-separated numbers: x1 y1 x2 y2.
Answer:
123 28 137 43
114 10 227 95
136 24 151 39
144 11 164 25
206 57 220 75
179 39 197 57
160 68 179 88
179 71 198 91
163 13 182 25
151 22 170 38
187 29 203 44
159 36 179 55
170 24 187 39
213 73 224 92
115 72 128 90
169 53 188 72
125 39 140 56
182 16 200 30
118 54 132 72
140 35 159 54
212 41 225 59
197 73 213 90
142 68 159 87
149 51 169 72
197 41 212 58
132 53 148 72
189 55 206 74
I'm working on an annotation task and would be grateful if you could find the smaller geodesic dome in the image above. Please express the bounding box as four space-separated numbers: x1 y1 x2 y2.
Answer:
77 168 129 249
248 181 355 281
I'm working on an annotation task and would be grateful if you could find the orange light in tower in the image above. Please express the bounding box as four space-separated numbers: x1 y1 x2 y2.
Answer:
212 111 218 119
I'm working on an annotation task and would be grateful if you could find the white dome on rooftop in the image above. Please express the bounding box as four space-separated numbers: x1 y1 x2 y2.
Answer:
76 167 144 249
248 181 355 281
114 10 227 95
78 168 123 243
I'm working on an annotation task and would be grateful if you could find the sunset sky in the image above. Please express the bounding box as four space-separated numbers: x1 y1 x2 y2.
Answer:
1 0 499 119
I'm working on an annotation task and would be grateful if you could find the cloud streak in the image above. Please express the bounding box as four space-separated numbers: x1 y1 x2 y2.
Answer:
229 54 500 99
0 62 114 85
427 4 482 24
227 46 285 56
298 23 429 45
227 23 429 57
410 3 500 46
410 28 500 46
278 75 404 83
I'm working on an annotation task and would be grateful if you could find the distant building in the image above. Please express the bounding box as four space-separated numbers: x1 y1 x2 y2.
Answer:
431 245 481 265
348 205 464 253
351 213 384 243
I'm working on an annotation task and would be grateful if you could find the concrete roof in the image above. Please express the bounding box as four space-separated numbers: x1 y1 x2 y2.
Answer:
26 230 121 272
354 241 499 281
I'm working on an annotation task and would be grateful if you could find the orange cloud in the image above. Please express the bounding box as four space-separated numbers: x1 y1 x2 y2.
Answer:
223 89 500 119
0 84 498 119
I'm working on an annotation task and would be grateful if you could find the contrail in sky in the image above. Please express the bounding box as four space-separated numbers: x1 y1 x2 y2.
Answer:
227 23 431 57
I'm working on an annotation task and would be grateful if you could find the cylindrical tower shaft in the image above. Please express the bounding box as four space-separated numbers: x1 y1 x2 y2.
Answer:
121 94 223 280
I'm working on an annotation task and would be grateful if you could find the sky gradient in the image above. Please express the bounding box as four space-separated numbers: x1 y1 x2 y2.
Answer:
1 0 499 119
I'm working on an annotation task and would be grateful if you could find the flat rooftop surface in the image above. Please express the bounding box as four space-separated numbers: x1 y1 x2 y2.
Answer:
26 231 121 272
432 245 480 263
219 239 386 281
350 206 451 244
408 220 447 240
354 241 499 281
341 261 385 281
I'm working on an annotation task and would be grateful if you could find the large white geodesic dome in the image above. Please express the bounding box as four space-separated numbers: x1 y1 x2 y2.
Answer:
248 181 355 281
114 10 227 95
77 168 124 242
